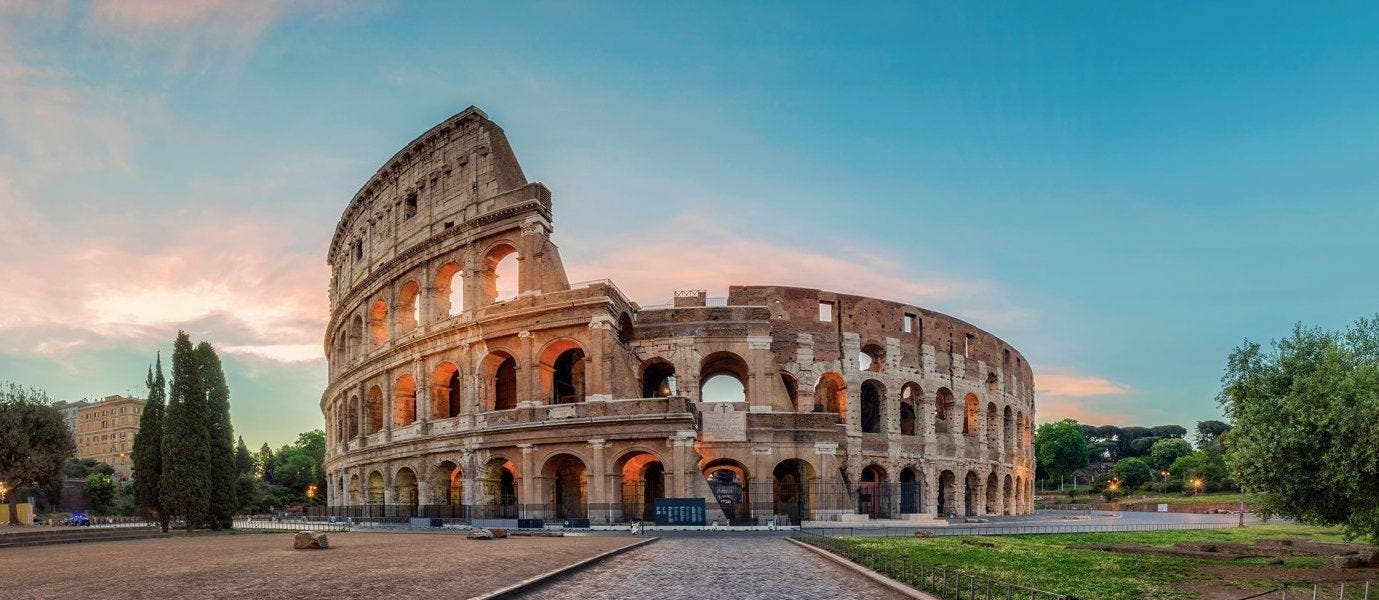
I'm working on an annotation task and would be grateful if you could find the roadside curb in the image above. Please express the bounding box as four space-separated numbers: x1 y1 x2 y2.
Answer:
787 537 940 600
468 536 659 600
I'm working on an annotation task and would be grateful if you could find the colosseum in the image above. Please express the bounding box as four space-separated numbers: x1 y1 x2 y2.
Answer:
321 106 1035 526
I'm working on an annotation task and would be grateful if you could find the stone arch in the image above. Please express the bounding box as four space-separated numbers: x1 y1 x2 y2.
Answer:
429 461 463 506
365 385 384 434
860 379 884 433
1003 406 1015 452
617 312 634 345
985 471 999 515
859 463 890 519
813 372 846 414
435 261 463 318
482 242 520 304
640 358 676 398
430 361 463 419
394 466 419 511
938 470 956 516
539 339 586 404
699 351 748 402
348 473 361 505
347 395 359 438
396 280 420 334
366 470 385 505
393 374 417 428
773 458 816 524
477 457 519 518
963 392 980 435
900 467 923 514
540 453 588 520
1003 474 1014 515
369 298 388 345
899 402 917 436
348 314 364 360
779 371 799 409
858 343 884 372
701 458 751 522
480 350 518 411
934 387 954 433
964 470 980 516
614 449 665 522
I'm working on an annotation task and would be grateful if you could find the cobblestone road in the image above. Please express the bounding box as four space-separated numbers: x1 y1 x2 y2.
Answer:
514 535 905 600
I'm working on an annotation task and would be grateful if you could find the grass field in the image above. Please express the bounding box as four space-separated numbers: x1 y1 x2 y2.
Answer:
823 525 1371 600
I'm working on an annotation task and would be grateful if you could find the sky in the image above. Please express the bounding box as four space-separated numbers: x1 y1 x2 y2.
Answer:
2 1 1377 449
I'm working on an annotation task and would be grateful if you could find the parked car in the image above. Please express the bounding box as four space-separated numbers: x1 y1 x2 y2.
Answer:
65 512 91 526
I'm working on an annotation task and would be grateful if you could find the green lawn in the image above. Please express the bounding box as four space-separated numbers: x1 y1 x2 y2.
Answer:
815 525 1353 600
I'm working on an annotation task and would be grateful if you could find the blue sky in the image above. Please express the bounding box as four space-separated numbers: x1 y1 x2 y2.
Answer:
2 2 1376 448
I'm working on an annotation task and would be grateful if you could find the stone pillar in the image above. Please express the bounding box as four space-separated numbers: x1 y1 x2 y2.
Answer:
994 472 1006 516
747 335 773 410
382 375 394 442
670 435 691 497
413 358 429 422
588 439 607 523
517 443 535 518
587 317 613 399
356 382 367 441
518 330 534 406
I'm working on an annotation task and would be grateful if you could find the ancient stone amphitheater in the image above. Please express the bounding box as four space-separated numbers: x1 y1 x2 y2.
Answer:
321 107 1035 525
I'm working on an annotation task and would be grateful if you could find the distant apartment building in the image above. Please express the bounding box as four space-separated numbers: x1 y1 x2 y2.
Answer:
75 395 145 480
51 399 89 434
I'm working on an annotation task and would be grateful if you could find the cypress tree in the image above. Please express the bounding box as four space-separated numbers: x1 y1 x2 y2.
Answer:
197 342 237 529
161 332 209 532
131 355 168 531
235 437 255 476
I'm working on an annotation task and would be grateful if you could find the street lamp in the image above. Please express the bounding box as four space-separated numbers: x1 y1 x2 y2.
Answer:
306 484 317 500
1190 478 1204 495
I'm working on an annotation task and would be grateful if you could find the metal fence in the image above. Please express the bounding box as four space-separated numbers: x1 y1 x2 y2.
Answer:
794 530 1073 599
233 518 351 532
804 520 1241 537
1236 581 1375 600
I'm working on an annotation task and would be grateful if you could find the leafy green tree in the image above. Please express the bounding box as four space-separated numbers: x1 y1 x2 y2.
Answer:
86 473 115 514
196 342 237 529
1034 419 1089 485
1148 438 1194 471
65 458 115 479
1149 425 1187 439
1112 457 1153 491
256 443 275 477
1220 318 1379 543
133 355 169 531
1168 451 1230 491
0 382 74 524
235 437 255 476
161 332 210 532
1195 420 1230 450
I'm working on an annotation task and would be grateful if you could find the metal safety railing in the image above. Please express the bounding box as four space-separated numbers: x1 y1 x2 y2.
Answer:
1236 580 1375 600
803 520 1241 537
794 530 1073 599
232 517 351 532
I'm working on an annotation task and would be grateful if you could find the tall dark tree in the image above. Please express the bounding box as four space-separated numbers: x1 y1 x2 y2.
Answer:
197 342 237 529
1195 420 1231 450
0 382 74 524
1149 425 1188 439
235 437 255 476
161 332 210 532
132 356 169 531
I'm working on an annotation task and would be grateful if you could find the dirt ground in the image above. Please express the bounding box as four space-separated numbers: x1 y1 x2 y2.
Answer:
3 531 638 599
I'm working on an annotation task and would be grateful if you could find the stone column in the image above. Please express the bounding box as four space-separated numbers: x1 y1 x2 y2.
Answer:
670 435 692 497
382 375 394 442
356 382 367 442
517 443 535 518
414 358 429 422
518 330 535 406
460 450 477 510
588 439 607 523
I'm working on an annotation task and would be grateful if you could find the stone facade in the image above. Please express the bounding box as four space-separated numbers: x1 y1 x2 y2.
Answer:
321 107 1035 524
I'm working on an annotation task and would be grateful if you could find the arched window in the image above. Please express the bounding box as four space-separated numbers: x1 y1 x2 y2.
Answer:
699 351 748 402
348 315 364 360
935 387 954 434
900 402 916 436
365 385 384 434
551 348 586 404
859 344 884 372
435 261 463 317
432 362 462 419
483 244 520 304
779 372 799 409
814 372 846 414
963 393 980 435
393 374 416 427
641 360 676 398
860 380 884 433
369 299 388 345
396 280 420 333
481 351 518 411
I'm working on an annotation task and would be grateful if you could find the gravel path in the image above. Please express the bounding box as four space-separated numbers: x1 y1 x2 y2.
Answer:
514 536 906 600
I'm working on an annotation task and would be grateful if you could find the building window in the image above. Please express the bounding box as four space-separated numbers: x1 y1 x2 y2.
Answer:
903 313 915 333
818 301 833 322
964 333 975 358
403 192 418 219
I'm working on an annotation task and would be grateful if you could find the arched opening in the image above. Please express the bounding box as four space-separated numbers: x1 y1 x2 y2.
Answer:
431 362 462 419
393 374 416 428
478 458 518 518
347 396 359 438
348 474 361 505
367 471 385 505
699 351 748 403
394 467 419 511
483 244 520 304
640 360 676 398
859 464 890 519
1003 406 1015 451
779 372 799 409
369 298 388 345
1003 474 1014 515
542 454 588 520
860 380 884 433
934 387 954 434
429 461 463 506
773 459 815 524
702 459 751 523
814 372 846 414
900 467 922 514
396 280 420 333
938 470 956 516
481 351 518 411
899 402 916 436
617 451 664 522
858 343 884 372
349 315 364 360
365 385 384 434
986 472 999 515
963 393 980 435
540 341 586 404
435 261 463 317
964 471 980 516
617 312 634 345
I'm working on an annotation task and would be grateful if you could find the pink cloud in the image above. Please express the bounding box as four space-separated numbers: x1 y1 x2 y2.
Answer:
1035 373 1129 397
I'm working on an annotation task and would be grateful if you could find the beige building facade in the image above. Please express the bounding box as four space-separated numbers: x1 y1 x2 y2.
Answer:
75 395 145 479
321 107 1036 524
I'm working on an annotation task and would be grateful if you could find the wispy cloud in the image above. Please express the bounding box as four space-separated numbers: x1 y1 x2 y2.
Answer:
1033 369 1137 425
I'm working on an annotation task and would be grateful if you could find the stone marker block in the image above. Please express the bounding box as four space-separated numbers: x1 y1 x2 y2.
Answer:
467 528 494 540
293 531 329 550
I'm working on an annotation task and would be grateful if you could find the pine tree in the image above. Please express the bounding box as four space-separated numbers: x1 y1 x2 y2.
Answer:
197 342 237 529
161 332 209 532
235 437 255 476
131 355 168 531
